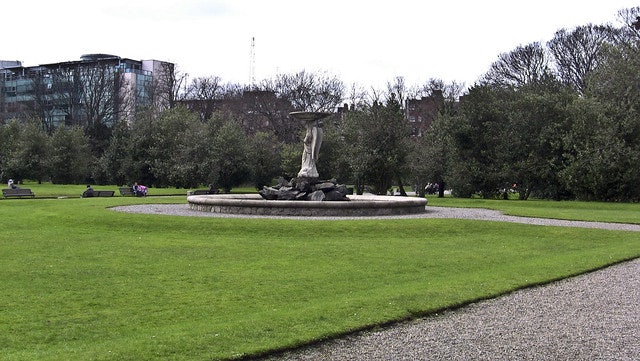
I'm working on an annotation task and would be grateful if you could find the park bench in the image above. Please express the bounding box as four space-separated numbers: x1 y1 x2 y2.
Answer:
187 189 219 196
2 188 35 199
94 190 114 197
83 190 115 197
119 187 135 196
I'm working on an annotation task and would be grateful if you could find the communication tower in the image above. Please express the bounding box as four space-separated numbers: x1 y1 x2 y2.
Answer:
249 37 256 88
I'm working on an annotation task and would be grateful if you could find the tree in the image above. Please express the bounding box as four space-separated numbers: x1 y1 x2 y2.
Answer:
0 120 21 181
20 68 76 133
409 113 455 198
145 61 178 111
6 118 51 183
29 72 57 133
314 117 350 182
184 76 224 121
97 118 132 185
416 78 465 116
569 29 640 201
448 85 513 198
615 7 640 45
448 80 577 200
482 42 552 87
386 76 410 109
230 88 296 143
75 64 124 156
249 131 282 189
211 119 251 193
548 24 618 94
503 81 575 200
127 110 158 186
49 125 92 184
340 95 411 195
263 70 344 112
279 142 302 181
561 96 640 201
147 106 207 187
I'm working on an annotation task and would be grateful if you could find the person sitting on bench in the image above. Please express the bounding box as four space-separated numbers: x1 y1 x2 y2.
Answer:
82 185 95 198
7 179 19 189
133 182 148 197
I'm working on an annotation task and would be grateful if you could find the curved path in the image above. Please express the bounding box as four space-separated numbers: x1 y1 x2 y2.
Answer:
112 204 640 360
112 204 640 231
263 258 639 361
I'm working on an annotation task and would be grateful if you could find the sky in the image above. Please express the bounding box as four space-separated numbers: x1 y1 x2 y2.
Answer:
3 0 639 90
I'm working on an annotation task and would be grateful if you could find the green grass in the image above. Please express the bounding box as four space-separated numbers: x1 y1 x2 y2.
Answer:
427 196 640 224
0 192 639 360
4 181 258 198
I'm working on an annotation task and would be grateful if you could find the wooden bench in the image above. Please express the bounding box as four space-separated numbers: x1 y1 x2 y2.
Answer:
119 187 135 196
95 190 114 197
82 189 115 197
2 188 35 198
84 190 115 197
187 189 219 196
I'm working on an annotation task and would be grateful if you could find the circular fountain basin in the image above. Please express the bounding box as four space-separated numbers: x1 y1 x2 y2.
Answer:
188 194 427 217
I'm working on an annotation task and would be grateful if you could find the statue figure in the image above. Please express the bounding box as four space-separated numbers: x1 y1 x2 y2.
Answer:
298 118 323 178
290 111 331 179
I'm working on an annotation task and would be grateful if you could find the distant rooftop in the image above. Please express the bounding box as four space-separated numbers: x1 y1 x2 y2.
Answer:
80 54 120 61
0 60 22 69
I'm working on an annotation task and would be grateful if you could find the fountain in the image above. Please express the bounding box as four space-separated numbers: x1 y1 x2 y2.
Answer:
188 111 427 216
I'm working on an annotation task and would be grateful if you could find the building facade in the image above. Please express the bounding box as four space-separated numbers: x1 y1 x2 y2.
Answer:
405 90 445 138
0 54 174 129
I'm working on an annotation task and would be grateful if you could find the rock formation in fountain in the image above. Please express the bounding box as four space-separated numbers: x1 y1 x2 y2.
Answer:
259 177 350 201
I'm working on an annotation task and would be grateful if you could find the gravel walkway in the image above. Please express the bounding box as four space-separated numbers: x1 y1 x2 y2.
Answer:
262 258 640 361
111 204 640 360
111 204 640 231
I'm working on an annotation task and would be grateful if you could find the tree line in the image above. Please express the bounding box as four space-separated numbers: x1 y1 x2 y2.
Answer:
419 8 640 201
2 7 640 201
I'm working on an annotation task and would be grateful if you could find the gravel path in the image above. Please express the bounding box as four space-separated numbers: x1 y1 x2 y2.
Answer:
111 204 640 231
111 204 640 360
262 257 640 361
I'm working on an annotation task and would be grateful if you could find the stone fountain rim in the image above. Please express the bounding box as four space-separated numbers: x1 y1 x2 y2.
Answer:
187 193 427 216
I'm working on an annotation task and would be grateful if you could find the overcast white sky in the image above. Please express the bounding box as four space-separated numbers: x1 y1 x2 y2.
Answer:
4 0 638 90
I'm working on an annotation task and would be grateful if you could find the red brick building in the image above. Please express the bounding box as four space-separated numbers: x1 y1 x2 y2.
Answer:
404 90 444 138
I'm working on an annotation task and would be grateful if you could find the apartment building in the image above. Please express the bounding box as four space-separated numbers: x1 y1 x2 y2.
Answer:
0 54 174 129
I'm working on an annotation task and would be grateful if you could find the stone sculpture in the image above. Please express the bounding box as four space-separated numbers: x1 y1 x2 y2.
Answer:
258 111 350 201
291 111 329 179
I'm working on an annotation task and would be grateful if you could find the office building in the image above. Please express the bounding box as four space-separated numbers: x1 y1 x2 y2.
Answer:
0 54 174 129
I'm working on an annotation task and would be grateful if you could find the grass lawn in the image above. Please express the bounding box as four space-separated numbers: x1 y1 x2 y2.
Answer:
427 196 640 224
0 191 639 360
4 181 202 198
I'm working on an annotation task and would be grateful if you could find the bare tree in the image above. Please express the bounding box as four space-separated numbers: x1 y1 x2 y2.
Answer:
615 7 640 45
141 61 178 113
77 64 119 129
183 76 224 121
0 75 5 124
266 70 344 112
343 82 369 110
483 42 551 87
28 69 56 132
386 76 409 109
548 24 618 94
137 62 186 122
416 78 464 116
11 67 74 132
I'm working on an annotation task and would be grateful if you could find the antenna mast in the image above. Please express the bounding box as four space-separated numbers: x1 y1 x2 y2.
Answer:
249 37 256 88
